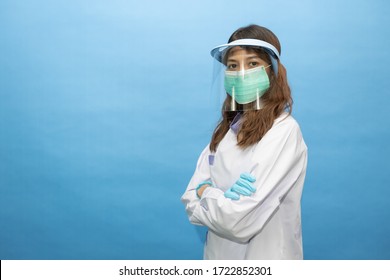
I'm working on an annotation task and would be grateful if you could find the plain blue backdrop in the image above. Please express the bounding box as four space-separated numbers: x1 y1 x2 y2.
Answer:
1 0 389 259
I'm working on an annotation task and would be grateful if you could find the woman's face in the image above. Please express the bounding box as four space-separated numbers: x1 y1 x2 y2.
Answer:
226 47 270 74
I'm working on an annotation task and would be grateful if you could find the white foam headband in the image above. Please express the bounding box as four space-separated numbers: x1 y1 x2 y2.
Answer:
210 39 280 75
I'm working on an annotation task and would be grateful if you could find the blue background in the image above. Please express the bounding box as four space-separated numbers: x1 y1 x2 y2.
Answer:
1 0 389 260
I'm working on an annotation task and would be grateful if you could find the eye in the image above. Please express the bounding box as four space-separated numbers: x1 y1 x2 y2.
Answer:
249 61 258 67
227 63 237 70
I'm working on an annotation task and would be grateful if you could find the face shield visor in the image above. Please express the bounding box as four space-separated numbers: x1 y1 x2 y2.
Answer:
210 39 280 111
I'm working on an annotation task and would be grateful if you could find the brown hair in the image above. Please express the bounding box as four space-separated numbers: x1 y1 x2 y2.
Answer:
210 24 292 152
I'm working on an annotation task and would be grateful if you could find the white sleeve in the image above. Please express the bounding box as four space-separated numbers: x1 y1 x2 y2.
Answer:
180 144 211 226
191 118 308 243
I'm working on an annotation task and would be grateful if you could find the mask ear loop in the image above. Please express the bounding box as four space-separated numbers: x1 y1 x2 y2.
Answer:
267 52 278 76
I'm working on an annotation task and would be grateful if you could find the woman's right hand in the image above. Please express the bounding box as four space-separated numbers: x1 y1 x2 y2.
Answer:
224 173 256 200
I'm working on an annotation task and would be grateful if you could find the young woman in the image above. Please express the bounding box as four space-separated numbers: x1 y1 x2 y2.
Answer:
181 24 308 259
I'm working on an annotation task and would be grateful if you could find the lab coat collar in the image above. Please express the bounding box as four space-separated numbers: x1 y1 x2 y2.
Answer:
230 113 242 134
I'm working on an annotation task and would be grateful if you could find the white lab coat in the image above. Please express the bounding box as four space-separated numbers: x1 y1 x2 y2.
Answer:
181 112 308 259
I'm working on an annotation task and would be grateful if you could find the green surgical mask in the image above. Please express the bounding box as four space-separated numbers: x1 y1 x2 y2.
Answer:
224 65 270 104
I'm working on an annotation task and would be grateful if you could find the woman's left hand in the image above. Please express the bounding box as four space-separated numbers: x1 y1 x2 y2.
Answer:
196 181 212 198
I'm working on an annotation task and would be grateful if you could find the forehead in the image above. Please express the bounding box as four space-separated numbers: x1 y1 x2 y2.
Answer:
226 46 260 60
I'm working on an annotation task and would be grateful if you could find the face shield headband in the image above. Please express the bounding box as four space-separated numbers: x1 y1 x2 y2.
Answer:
210 39 280 76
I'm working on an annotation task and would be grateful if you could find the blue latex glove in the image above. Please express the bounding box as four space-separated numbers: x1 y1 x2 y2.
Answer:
224 173 256 200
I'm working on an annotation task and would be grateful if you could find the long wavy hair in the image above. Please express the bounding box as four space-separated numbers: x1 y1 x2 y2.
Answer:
210 24 292 152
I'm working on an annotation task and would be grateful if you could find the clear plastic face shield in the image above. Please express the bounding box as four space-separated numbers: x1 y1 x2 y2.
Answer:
210 39 280 111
